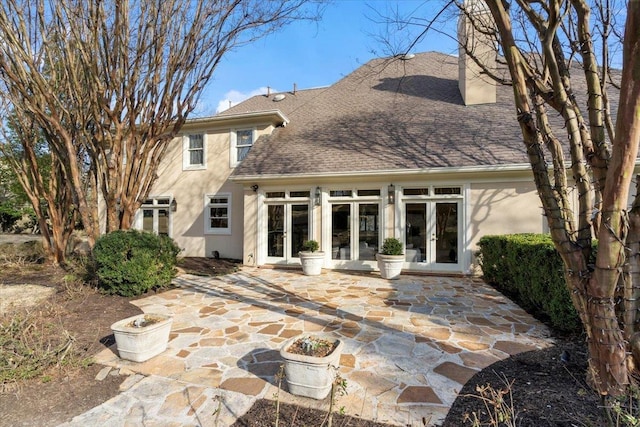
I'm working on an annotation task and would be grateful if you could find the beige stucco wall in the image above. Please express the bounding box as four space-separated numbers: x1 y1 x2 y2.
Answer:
148 120 275 259
468 179 544 271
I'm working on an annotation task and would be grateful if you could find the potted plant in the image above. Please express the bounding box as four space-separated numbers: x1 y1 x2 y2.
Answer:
376 237 404 279
280 334 344 399
298 240 325 276
110 313 173 362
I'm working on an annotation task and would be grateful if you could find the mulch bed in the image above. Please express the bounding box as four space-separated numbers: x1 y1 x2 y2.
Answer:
232 399 393 426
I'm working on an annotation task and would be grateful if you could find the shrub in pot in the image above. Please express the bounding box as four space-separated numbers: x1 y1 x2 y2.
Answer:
280 334 343 399
298 240 325 276
376 237 404 279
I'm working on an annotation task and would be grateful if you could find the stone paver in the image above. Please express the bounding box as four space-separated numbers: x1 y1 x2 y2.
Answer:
59 268 553 427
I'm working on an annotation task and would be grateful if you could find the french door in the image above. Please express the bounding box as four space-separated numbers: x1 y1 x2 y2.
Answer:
330 202 380 262
265 203 310 264
138 197 172 236
404 200 461 270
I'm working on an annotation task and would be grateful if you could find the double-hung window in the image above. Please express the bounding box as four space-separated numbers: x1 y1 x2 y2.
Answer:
230 128 255 167
183 134 206 170
205 194 231 234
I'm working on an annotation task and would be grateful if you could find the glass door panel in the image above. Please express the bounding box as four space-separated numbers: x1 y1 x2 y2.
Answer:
331 204 351 260
158 209 169 236
358 204 379 260
142 209 153 232
405 203 427 262
267 204 284 257
291 204 309 258
435 202 458 263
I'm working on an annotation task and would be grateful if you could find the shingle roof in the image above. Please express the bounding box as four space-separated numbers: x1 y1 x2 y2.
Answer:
226 52 595 178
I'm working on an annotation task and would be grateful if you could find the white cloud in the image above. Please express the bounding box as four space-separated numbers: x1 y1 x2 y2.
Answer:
216 87 276 113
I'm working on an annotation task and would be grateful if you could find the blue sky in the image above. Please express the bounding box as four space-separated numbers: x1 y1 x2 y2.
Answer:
198 1 458 116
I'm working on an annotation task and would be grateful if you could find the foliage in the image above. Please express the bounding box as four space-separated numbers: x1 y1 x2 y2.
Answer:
477 234 582 333
380 237 403 255
0 201 23 231
606 386 640 427
93 230 180 297
301 240 319 252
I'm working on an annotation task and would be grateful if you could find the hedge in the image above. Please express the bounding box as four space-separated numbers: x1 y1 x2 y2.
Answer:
93 229 180 297
477 233 582 334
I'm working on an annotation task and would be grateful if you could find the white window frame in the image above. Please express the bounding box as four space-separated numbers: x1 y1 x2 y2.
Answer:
183 133 206 170
205 193 232 235
229 128 256 167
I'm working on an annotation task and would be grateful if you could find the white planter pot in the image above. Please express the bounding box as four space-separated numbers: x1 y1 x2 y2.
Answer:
376 253 405 280
298 251 325 276
110 313 173 362
280 335 343 399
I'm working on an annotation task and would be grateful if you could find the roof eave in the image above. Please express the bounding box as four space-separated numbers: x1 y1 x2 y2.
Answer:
186 110 290 128
229 163 534 183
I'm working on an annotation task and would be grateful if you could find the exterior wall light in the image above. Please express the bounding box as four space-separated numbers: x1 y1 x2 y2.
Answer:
251 184 259 192
171 198 177 212
314 187 322 206
388 184 396 204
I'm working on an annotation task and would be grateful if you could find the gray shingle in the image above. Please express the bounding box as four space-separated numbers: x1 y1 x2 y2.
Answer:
228 52 613 177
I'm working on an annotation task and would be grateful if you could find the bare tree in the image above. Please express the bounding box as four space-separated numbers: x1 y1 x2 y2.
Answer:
383 0 639 398
0 0 319 259
0 105 78 265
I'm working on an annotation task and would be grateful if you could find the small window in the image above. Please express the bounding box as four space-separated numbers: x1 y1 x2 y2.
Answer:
330 190 353 197
434 187 461 195
205 193 231 234
266 192 286 199
357 189 381 197
403 188 429 196
290 191 311 198
230 128 255 167
183 134 206 170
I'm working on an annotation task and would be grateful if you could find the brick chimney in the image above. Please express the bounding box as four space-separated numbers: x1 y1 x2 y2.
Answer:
458 0 496 105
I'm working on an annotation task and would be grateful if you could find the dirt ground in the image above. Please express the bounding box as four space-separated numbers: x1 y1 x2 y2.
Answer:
0 243 609 426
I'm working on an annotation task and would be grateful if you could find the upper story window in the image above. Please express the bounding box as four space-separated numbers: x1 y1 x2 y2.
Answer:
205 193 231 235
230 128 255 167
183 133 206 170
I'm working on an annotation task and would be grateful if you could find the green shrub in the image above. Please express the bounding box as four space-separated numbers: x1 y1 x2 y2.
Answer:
93 230 180 297
301 240 319 252
477 234 583 334
380 237 403 255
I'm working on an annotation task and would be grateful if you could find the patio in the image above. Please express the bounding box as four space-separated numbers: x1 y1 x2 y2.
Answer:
64 268 554 426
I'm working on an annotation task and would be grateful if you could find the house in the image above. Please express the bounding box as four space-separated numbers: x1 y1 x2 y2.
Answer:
141 13 549 276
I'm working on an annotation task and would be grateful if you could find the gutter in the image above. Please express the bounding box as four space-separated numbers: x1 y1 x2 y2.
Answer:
185 110 289 127
229 163 534 183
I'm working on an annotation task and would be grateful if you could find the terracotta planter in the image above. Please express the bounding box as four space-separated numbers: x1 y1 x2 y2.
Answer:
110 313 173 362
298 251 325 276
280 335 343 399
376 253 404 279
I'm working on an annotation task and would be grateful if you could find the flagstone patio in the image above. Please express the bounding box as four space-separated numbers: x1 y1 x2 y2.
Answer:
62 268 554 426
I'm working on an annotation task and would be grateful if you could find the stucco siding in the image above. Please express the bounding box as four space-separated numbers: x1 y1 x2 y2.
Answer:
146 122 276 259
469 180 543 270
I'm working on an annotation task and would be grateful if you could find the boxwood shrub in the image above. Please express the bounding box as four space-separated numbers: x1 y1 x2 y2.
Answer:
93 229 180 297
477 233 583 334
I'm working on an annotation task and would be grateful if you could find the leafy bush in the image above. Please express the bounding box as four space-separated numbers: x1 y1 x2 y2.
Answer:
477 234 583 334
93 230 180 297
301 240 319 252
380 237 403 255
